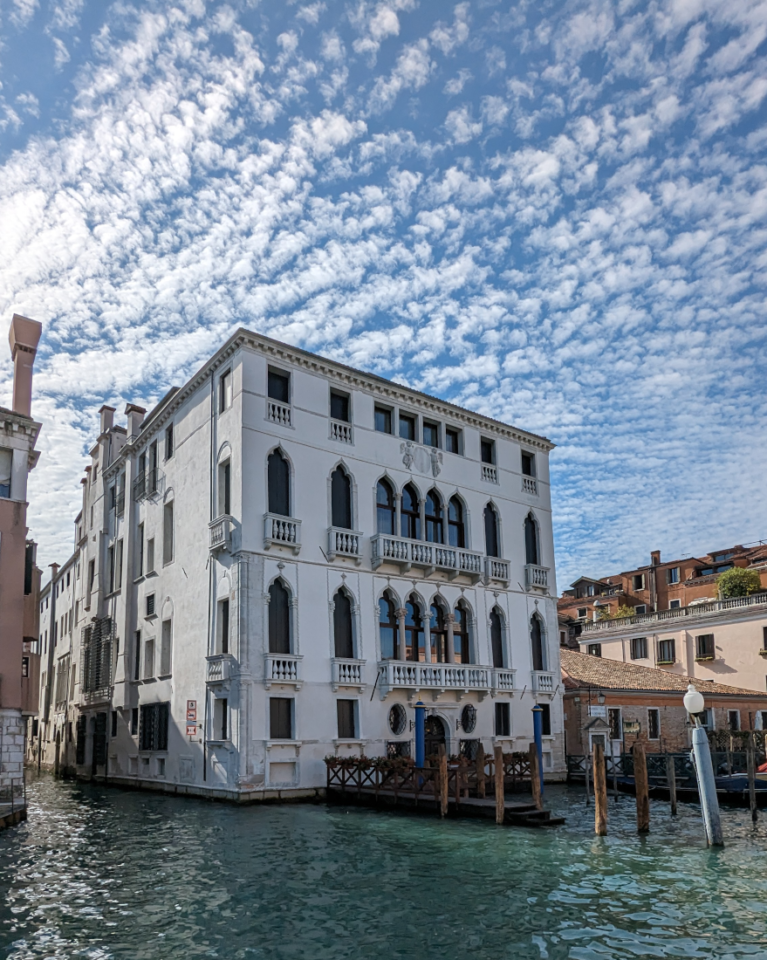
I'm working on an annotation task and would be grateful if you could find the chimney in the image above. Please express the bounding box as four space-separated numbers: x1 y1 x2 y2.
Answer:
125 403 146 439
99 404 116 434
8 313 42 417
651 550 661 566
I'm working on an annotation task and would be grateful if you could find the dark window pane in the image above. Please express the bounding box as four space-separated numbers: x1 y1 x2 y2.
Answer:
405 598 423 662
540 703 551 736
337 699 356 739
447 496 464 548
521 452 535 476
334 591 354 659
531 616 544 671
399 414 415 441
445 428 459 454
375 407 392 434
524 514 538 565
423 421 439 448
495 702 510 737
490 609 504 668
268 370 290 403
270 698 292 739
401 484 420 539
268 581 291 654
376 480 395 535
484 504 499 557
481 439 494 464
330 392 349 422
425 491 443 544
267 451 290 516
379 596 396 659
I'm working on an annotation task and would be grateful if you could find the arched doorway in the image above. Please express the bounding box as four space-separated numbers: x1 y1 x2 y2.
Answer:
424 715 446 758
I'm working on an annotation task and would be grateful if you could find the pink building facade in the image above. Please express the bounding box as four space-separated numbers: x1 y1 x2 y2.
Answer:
0 314 42 812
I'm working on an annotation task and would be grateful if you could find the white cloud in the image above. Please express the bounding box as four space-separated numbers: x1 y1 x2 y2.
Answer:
367 38 432 113
444 105 482 143
444 68 471 95
10 0 38 29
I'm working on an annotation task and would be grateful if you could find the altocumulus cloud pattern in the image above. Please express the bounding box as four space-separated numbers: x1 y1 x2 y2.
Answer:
1 0 766 583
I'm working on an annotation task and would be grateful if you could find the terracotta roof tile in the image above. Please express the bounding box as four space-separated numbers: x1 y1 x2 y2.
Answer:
560 649 765 698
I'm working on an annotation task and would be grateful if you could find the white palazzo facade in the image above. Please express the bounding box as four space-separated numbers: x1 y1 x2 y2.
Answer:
29 329 564 798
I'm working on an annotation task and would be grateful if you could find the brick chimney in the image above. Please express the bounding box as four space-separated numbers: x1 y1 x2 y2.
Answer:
8 314 42 417
651 550 661 566
125 403 146 439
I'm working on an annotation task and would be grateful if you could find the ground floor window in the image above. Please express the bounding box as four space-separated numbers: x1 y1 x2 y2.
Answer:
608 708 621 741
270 697 293 740
728 710 740 732
539 703 551 736
75 715 86 764
139 702 169 751
495 702 510 737
459 739 479 760
647 707 660 740
387 741 410 758
336 699 357 739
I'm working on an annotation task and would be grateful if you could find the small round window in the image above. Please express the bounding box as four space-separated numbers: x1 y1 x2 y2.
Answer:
461 704 477 734
388 703 407 736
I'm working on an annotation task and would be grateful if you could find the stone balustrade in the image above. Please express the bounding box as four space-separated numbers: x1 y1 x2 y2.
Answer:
264 513 301 553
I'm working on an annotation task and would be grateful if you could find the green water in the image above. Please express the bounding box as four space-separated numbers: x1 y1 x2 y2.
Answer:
2 775 767 959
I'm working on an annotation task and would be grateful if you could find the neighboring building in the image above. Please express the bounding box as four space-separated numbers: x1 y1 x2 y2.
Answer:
0 314 42 816
28 328 564 798
21 541 42 719
561 649 767 757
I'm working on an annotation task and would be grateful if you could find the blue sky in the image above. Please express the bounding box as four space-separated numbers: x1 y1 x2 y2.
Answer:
1 0 767 587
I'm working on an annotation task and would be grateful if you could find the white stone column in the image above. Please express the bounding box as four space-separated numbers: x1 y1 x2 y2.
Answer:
446 613 456 664
396 607 407 661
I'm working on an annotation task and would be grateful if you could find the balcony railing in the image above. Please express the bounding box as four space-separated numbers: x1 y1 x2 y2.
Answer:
522 476 537 495
327 527 362 562
330 420 353 444
492 668 516 694
206 654 234 684
481 464 498 484
377 661 493 698
132 472 146 501
525 564 549 591
209 515 233 553
582 591 767 634
264 513 301 554
531 671 555 693
264 653 302 689
331 658 366 692
371 534 483 581
115 491 125 517
485 558 510 584
266 399 292 427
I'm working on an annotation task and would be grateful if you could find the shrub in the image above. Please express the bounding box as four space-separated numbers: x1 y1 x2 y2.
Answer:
717 567 762 599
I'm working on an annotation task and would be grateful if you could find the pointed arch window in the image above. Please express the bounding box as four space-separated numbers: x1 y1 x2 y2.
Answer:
484 503 499 558
490 608 504 668
429 602 448 663
525 513 539 566
425 490 443 544
331 466 352 530
447 496 465 548
401 484 420 540
379 592 397 660
405 596 424 662
376 479 395 535
531 615 545 671
453 602 469 664
333 590 354 659
268 450 290 517
268 580 291 654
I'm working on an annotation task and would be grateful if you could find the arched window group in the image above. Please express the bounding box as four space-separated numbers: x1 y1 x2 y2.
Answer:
379 591 473 663
376 479 395 535
400 483 420 539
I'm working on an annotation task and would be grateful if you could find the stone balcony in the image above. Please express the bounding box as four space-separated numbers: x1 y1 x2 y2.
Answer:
330 419 353 444
522 476 538 495
209 515 233 553
481 464 498 484
327 527 363 563
485 558 510 585
264 653 303 690
525 564 549 592
264 513 301 554
371 533 483 581
206 653 235 684
531 671 555 694
377 660 513 701
331 658 366 692
266 399 292 427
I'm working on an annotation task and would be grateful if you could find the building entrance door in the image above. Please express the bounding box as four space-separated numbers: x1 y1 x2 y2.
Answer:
425 716 446 758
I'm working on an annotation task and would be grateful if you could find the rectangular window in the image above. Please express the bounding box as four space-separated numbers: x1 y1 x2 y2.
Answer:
577 608 587 619
375 406 392 434
657 638 675 664
648 708 660 740
143 638 155 679
630 637 648 660
108 545 115 593
728 710 740 732
139 702 169 751
148 441 158 493
632 574 646 591
219 460 231 517
667 567 680 584
146 538 155 575
267 369 289 403
608 708 621 740
131 708 139 735
399 413 416 442
669 599 681 609
137 523 144 578
495 702 510 737
111 710 118 738
445 427 461 454
0 448 12 498
109 484 116 510
219 599 230 654
214 697 228 740
480 438 495 464
220 369 233 411
635 604 647 615
160 619 172 676
330 391 350 423
22 656 29 678
337 699 357 739
133 630 141 681
165 423 174 459
163 502 174 564
146 593 155 617
695 634 715 660
539 703 551 736
587 643 602 657
270 697 293 740
422 420 440 448
114 539 123 591
521 451 535 476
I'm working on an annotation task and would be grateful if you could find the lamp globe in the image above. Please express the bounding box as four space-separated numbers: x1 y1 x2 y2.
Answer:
684 683 705 716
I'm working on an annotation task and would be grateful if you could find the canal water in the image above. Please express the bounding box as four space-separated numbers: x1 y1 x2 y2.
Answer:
2 775 767 959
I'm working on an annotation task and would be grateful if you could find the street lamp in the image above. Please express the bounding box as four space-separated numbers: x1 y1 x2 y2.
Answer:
684 683 723 846
597 692 606 706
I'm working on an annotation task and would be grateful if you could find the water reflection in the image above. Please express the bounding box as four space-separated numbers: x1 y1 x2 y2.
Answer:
1 774 766 959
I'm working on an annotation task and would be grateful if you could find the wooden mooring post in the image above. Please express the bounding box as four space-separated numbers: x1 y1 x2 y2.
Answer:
593 742 607 836
438 745 449 818
529 743 543 811
585 754 591 804
476 744 486 798
634 742 650 833
666 754 677 816
494 745 504 824
747 743 758 824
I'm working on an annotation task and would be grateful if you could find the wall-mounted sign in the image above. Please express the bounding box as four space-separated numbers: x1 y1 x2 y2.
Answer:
186 724 197 738
588 705 607 718
186 700 197 722
623 721 640 734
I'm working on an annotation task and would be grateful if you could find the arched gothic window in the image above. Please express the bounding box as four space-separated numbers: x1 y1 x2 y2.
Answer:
268 450 290 517
333 589 354 659
448 496 465 548
429 601 448 663
490 608 504 668
379 592 397 660
531 615 545 671
453 602 469 664
401 484 420 539
268 580 291 654
484 503 500 558
425 490 444 544
376 479 395 535
331 467 352 530
525 513 539 566
405 596 424 662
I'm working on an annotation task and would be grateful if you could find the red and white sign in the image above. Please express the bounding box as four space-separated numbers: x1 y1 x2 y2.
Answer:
186 700 197 722
186 724 197 737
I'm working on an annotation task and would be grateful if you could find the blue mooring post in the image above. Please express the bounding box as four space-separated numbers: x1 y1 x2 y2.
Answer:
532 705 544 799
415 701 426 768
